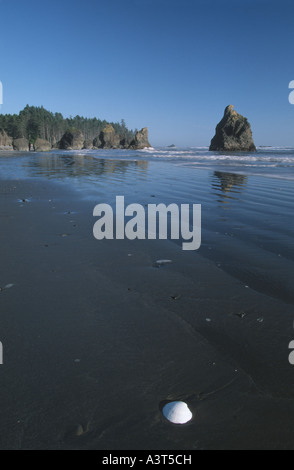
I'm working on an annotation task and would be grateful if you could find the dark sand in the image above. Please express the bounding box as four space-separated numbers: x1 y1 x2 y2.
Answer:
0 153 294 449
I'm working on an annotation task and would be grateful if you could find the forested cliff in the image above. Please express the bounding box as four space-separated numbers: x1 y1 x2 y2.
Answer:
0 105 136 146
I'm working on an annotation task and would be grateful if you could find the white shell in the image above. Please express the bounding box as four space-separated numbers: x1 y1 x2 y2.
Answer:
162 401 192 424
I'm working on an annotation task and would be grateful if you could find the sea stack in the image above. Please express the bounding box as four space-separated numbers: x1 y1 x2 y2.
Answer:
33 138 52 152
210 105 256 152
59 129 85 150
0 129 13 148
13 138 30 152
98 124 120 149
129 128 151 149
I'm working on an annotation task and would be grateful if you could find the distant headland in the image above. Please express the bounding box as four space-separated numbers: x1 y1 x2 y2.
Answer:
0 105 151 151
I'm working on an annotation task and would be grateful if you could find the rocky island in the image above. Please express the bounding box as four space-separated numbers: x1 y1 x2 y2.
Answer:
210 105 256 152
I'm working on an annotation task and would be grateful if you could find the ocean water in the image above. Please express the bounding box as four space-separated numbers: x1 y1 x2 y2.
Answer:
139 146 294 180
2 146 294 180
0 145 293 304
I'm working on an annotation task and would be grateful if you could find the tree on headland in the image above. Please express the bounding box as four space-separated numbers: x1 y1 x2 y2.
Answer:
0 106 135 145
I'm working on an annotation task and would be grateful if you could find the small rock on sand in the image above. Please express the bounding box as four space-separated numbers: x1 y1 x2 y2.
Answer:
155 259 172 266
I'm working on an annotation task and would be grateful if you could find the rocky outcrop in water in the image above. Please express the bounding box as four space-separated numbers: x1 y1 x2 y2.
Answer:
210 105 256 152
0 129 13 148
13 138 29 151
59 129 85 150
83 139 94 150
98 124 121 149
119 136 131 148
92 136 102 149
129 127 151 150
92 125 151 150
34 138 52 152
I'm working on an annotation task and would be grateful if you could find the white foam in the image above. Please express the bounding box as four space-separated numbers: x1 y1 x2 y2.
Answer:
258 146 294 151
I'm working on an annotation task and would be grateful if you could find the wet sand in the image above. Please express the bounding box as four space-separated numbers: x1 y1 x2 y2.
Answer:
0 153 294 449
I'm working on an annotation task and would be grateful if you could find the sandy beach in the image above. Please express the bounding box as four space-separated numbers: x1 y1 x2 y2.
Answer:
0 150 294 449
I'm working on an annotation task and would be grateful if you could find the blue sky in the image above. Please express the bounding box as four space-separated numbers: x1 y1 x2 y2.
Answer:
0 0 294 146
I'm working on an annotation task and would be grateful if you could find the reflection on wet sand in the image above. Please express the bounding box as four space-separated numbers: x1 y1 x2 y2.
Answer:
212 171 248 204
22 153 149 179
